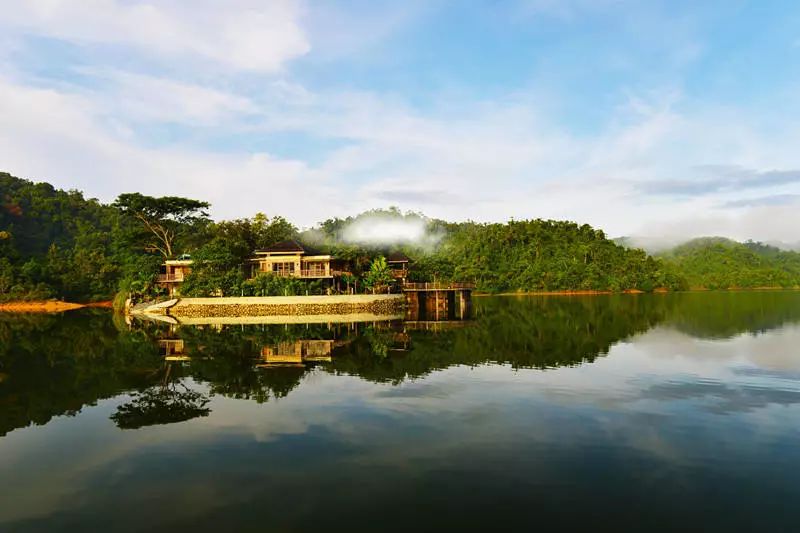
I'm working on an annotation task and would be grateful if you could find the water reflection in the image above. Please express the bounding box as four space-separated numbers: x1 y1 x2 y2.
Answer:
3 293 800 531
111 384 211 429
2 292 800 438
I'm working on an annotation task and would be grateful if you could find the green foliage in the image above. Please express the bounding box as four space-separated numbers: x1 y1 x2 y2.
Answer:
251 213 298 249
363 256 393 292
658 237 800 289
7 172 800 301
413 219 687 293
113 192 210 258
180 238 245 297
241 274 325 296
0 172 123 301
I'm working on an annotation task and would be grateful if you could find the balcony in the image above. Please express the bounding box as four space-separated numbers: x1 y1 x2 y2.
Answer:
259 269 331 279
158 274 184 283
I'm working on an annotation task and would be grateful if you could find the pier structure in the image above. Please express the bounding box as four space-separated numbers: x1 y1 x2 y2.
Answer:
402 282 475 321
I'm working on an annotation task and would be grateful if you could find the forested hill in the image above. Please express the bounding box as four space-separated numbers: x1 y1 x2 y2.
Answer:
2 171 795 302
655 237 800 290
0 172 123 301
406 220 687 293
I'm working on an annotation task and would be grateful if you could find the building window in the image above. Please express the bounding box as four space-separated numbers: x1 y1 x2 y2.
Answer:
304 262 326 276
273 262 295 276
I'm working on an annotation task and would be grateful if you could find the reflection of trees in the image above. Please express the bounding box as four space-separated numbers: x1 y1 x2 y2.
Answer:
5 293 800 437
189 354 307 403
328 295 669 383
111 383 210 429
0 310 163 437
110 362 211 429
662 291 800 339
175 324 331 403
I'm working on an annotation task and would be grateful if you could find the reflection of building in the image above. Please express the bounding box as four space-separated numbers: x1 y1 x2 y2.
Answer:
158 339 189 361
390 331 411 352
260 340 335 366
158 257 193 296
248 240 335 279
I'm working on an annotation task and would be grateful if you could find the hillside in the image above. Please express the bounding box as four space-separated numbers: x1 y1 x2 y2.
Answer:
413 220 687 293
657 237 800 289
7 171 799 300
0 172 126 301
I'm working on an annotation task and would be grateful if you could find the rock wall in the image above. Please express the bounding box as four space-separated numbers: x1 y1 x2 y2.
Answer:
168 294 405 318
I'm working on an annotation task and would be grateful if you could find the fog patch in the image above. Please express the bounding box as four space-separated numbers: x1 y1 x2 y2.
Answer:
341 214 444 249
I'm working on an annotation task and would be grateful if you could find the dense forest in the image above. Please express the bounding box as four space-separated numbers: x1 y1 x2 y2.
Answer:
655 237 800 290
2 172 799 302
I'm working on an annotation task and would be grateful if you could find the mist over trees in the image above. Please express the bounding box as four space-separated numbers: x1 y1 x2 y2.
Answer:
3 172 800 302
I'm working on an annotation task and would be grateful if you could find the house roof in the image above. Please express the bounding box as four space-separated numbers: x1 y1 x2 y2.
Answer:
257 239 325 256
386 251 411 263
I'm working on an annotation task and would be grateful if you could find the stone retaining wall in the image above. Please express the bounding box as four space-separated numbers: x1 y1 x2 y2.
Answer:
169 294 405 318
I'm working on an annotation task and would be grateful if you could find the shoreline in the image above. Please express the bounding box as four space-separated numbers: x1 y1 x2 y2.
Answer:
0 300 113 313
474 287 800 297
3 286 798 312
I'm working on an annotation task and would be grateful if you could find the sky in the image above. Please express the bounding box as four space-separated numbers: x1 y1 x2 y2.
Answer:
1 0 799 243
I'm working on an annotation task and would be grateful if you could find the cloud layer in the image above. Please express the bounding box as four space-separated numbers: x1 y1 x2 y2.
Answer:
1 1 799 243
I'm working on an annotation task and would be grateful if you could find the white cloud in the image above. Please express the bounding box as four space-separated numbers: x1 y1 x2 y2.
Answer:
1 0 310 72
0 77 336 223
2 0 800 248
93 70 257 125
4 66 800 242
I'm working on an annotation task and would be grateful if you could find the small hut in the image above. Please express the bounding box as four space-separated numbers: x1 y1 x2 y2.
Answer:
386 251 411 281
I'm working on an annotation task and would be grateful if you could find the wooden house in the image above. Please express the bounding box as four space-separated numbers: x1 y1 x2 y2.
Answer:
248 239 334 279
158 257 193 296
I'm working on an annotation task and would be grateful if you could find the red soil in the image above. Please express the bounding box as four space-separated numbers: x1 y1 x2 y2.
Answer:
0 300 87 313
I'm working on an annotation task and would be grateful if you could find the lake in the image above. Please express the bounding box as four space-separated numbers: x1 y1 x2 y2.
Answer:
2 292 800 532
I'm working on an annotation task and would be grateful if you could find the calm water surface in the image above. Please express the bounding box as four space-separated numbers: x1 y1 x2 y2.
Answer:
2 293 800 532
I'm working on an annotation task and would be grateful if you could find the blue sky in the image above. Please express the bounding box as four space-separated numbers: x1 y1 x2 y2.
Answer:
1 0 799 243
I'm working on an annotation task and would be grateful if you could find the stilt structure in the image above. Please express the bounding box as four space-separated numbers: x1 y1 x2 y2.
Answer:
402 282 474 321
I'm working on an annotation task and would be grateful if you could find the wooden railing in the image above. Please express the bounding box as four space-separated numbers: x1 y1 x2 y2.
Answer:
158 274 184 282
261 270 331 278
402 282 475 290
299 269 329 278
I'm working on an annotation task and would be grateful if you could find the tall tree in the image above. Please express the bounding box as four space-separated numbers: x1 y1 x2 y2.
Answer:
113 193 210 258
364 256 394 293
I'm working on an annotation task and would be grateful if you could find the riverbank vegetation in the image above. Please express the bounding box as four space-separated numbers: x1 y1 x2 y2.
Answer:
3 172 800 302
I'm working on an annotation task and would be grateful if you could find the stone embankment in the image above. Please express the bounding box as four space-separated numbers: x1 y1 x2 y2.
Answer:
158 294 405 319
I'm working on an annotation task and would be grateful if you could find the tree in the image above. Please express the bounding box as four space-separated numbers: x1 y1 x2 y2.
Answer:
252 213 297 249
364 256 393 293
180 239 246 297
0 258 14 295
111 381 211 429
113 193 210 258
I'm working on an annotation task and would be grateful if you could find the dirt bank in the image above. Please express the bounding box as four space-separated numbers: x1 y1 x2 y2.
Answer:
0 300 86 313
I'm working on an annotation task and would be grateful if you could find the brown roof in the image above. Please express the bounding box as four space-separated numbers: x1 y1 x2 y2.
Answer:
386 251 411 263
257 239 325 256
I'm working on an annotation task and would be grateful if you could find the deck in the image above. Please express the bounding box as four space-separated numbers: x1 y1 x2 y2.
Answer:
402 282 476 291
